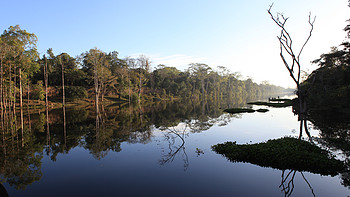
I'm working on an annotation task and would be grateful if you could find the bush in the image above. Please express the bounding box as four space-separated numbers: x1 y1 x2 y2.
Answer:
131 92 139 103
63 86 88 99
32 81 45 100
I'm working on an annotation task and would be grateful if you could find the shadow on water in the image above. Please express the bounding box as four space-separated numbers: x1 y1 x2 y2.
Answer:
307 109 350 190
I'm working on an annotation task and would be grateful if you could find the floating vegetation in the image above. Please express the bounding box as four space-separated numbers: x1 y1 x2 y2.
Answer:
269 98 291 102
223 108 255 114
212 137 345 176
256 109 269 113
247 99 293 108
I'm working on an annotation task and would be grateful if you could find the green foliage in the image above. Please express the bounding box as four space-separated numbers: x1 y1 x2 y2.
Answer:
32 81 45 100
256 108 269 113
131 92 139 103
212 137 345 176
63 86 88 99
302 55 350 112
302 16 350 112
0 25 289 105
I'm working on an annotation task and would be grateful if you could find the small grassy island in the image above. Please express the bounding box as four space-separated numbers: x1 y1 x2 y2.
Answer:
223 108 255 114
212 137 345 176
247 99 293 108
224 108 269 114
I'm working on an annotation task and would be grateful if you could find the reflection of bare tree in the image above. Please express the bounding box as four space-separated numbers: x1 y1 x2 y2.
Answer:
159 125 189 171
280 170 315 197
0 182 9 197
298 116 312 141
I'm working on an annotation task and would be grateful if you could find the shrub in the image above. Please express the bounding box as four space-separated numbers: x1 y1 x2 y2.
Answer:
63 86 88 99
32 81 45 100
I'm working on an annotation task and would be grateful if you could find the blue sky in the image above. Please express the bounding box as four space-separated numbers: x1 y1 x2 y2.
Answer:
1 0 349 87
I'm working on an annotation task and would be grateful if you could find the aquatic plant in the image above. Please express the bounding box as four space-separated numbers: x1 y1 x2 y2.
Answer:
247 99 293 108
223 108 255 114
256 109 269 113
212 137 345 176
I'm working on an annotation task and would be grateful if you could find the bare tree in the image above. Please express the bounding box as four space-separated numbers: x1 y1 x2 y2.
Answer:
267 4 315 139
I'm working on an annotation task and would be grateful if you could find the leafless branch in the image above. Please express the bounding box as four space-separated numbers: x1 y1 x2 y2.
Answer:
267 4 315 88
298 13 316 61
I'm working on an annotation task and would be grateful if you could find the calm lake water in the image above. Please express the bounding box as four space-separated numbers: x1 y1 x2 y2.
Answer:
1 98 349 197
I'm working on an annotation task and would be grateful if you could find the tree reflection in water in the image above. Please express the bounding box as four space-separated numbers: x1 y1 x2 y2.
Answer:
280 170 315 197
159 124 189 171
2 96 348 194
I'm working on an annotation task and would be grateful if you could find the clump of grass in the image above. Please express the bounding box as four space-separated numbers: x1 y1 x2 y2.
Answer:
256 108 269 113
269 98 291 102
224 108 255 114
212 137 345 176
247 99 293 108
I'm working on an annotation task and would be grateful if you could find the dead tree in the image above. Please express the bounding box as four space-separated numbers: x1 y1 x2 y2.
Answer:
267 4 316 139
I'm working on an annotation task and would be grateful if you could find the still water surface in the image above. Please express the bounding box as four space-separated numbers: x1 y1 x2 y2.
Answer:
1 99 349 196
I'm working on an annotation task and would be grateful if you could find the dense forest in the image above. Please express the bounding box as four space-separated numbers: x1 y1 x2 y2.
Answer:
301 13 350 113
0 25 289 110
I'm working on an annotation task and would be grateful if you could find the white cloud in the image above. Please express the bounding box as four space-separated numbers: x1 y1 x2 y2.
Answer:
129 53 209 71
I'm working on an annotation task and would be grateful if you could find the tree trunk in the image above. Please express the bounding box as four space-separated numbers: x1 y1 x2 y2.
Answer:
61 59 65 108
128 70 131 105
201 78 205 100
138 73 142 105
13 66 16 113
27 81 30 108
0 58 3 111
19 67 22 109
44 56 48 109
9 63 12 111
94 62 99 110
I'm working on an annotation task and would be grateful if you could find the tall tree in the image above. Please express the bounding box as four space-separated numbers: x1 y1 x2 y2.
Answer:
82 48 109 109
1 25 38 109
136 55 151 105
188 63 211 100
267 4 315 138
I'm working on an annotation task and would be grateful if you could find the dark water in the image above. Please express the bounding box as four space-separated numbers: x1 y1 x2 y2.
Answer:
1 98 349 197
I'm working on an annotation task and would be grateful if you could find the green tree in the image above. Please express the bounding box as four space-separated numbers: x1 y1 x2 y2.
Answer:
188 63 212 100
1 25 38 109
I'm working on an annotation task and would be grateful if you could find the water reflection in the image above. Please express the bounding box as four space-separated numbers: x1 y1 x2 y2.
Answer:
280 170 315 197
0 182 9 197
0 98 240 190
0 96 349 195
159 125 189 170
307 110 350 190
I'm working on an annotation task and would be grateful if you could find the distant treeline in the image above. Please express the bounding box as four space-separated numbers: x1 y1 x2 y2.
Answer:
0 25 290 108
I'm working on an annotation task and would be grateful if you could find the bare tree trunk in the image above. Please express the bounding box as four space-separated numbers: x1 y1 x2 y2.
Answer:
268 5 315 139
20 107 23 147
9 63 12 112
138 73 142 105
19 67 22 109
61 58 65 108
27 81 30 108
0 58 3 111
128 70 131 105
94 60 99 110
13 66 16 113
201 78 205 100
44 56 48 110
